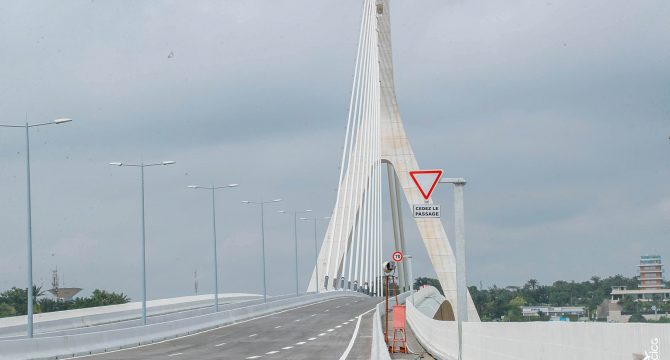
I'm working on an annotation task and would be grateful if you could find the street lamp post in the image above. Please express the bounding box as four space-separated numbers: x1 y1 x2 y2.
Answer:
109 160 176 325
187 184 239 312
1 117 73 338
299 216 330 294
242 198 282 303
278 209 312 297
439 177 467 360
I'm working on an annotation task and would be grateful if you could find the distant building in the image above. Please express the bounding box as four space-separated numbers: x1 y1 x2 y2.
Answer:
521 306 585 318
638 254 665 289
610 286 670 302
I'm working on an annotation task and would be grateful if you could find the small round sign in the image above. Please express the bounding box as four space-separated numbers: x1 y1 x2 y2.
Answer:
392 251 404 262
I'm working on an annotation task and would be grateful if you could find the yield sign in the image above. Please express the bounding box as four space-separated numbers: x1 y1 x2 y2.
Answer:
409 169 443 200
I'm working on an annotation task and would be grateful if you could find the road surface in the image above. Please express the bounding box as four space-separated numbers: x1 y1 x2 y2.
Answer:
74 295 380 360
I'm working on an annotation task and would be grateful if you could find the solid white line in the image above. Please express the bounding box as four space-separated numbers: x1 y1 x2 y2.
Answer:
69 297 342 359
282 346 293 350
338 307 375 360
215 342 226 347
168 353 183 357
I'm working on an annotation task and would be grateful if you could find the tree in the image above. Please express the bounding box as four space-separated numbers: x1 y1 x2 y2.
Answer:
414 277 443 295
0 303 16 317
628 313 647 323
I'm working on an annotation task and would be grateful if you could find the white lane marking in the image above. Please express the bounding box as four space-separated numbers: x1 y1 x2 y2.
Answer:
168 353 183 357
311 314 317 317
265 351 279 355
348 318 355 321
249 333 258 337
296 341 306 345
274 325 281 329
308 337 317 341
69 297 342 359
343 322 349 325
294 319 300 322
246 356 262 359
336 305 341 308
318 333 327 336
336 325 342 328
327 329 334 332
338 307 376 360
215 342 226 347
282 346 294 350
325 309 329 312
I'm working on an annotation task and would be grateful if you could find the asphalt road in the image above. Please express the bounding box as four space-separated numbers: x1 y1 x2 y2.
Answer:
74 295 381 360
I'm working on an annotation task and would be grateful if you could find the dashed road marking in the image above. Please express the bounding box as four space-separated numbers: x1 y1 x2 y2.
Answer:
215 342 226 347
265 351 279 355
295 319 300 322
246 356 262 359
327 329 334 332
348 318 355 322
249 333 258 337
325 309 329 312
168 353 183 357
296 341 306 345
318 333 326 336
336 325 342 328
282 346 293 350
274 325 281 329
308 337 316 341
311 314 317 317
343 322 349 325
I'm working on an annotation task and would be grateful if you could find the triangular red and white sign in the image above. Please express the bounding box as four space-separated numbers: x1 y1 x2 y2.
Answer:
409 169 443 200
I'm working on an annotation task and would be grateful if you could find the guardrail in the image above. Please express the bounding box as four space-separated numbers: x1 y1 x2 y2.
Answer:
0 291 368 360
371 291 409 360
406 286 670 360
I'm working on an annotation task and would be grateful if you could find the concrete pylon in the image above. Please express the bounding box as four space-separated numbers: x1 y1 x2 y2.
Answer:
307 0 480 322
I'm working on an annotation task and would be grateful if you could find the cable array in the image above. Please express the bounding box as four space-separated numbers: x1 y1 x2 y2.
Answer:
323 0 382 293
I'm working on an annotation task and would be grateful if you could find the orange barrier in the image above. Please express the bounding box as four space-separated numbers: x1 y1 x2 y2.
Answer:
390 304 407 353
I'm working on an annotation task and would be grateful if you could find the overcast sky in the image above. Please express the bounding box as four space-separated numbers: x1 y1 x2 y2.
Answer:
1 0 668 301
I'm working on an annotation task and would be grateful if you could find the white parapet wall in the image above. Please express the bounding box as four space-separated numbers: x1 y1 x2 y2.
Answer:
0 293 263 338
0 291 368 360
407 286 670 360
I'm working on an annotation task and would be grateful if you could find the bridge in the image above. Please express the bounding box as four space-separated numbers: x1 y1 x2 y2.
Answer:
1 0 668 359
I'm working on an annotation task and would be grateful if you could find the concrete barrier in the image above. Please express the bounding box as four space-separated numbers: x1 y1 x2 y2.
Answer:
0 293 263 339
406 286 670 360
0 291 368 360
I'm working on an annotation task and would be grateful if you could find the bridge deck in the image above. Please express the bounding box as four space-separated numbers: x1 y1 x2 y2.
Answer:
72 296 379 360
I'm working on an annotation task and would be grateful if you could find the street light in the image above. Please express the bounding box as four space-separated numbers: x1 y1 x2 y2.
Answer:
299 216 330 294
278 209 312 296
187 184 239 312
0 117 73 338
242 198 282 302
108 160 176 325
439 177 467 360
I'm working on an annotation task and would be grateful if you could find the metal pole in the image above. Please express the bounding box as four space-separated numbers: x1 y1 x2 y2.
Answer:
293 212 299 297
407 255 414 305
454 182 467 360
211 188 219 312
25 123 34 338
260 202 267 303
314 218 319 293
140 165 147 325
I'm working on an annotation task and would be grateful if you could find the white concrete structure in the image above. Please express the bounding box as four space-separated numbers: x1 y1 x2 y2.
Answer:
306 0 479 322
407 287 670 360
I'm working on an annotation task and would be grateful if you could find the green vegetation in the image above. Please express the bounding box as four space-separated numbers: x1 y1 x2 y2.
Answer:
415 275 670 322
0 287 130 318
